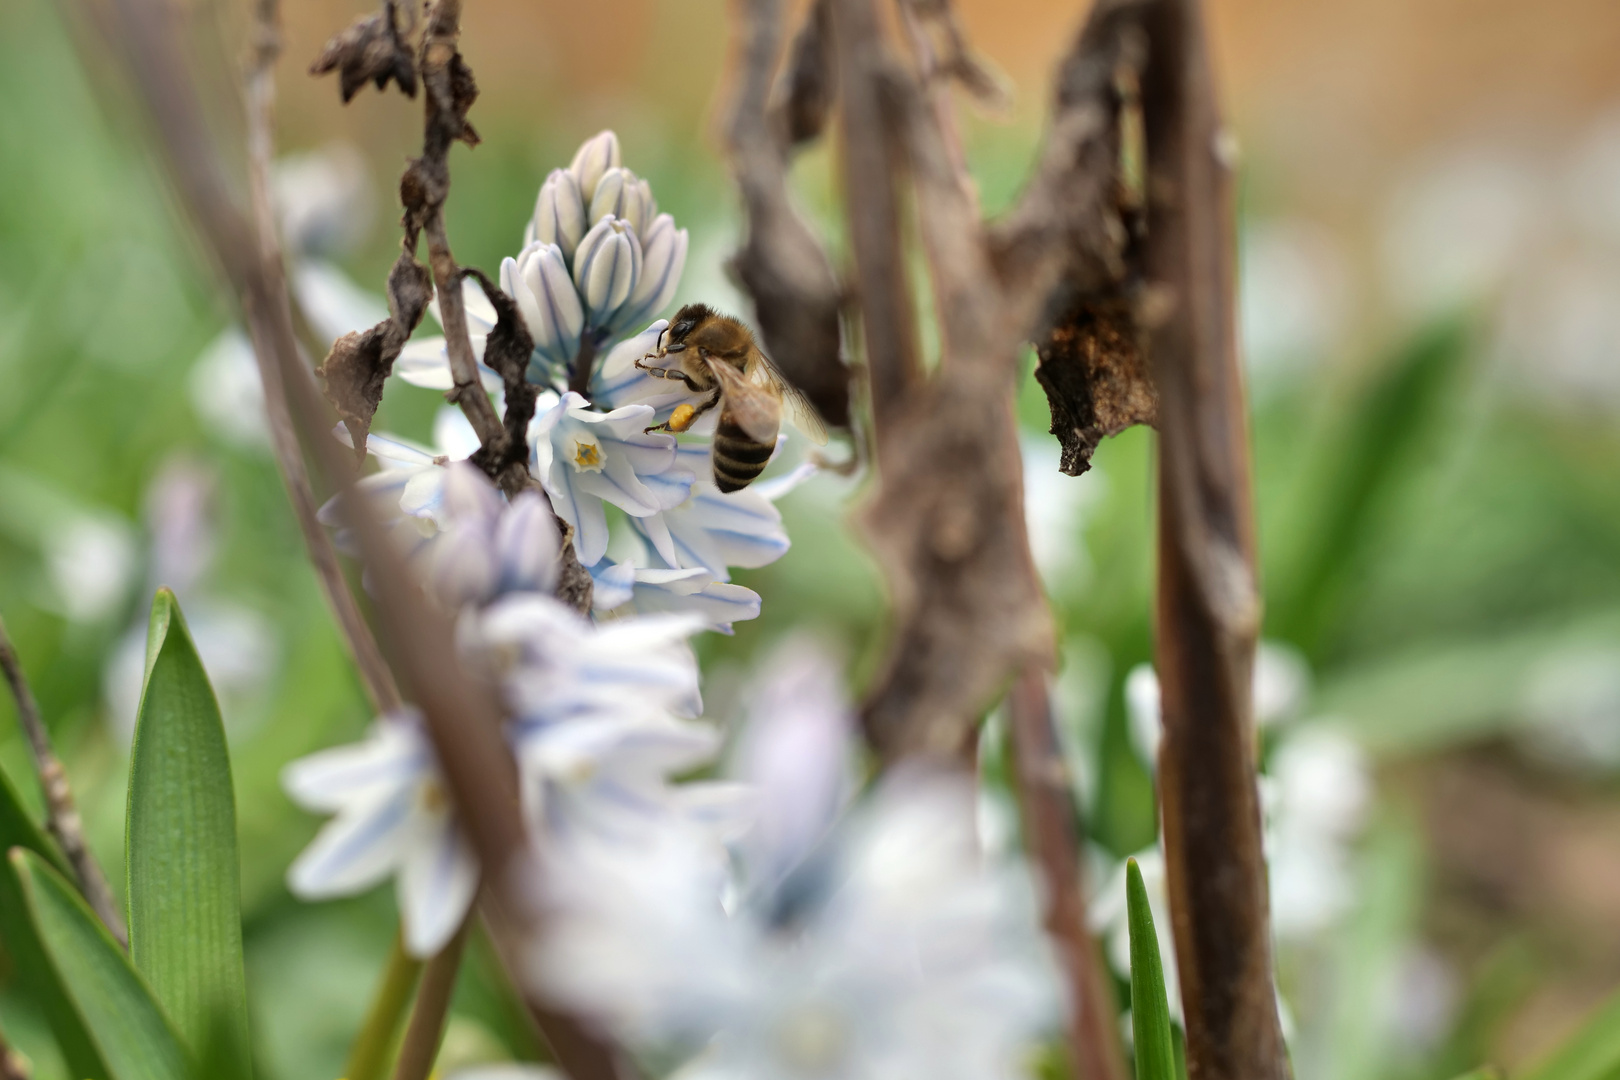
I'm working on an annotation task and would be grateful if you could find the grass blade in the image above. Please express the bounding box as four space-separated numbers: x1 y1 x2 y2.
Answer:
7 847 190 1080
126 589 251 1074
1127 857 1178 1080
1521 989 1620 1080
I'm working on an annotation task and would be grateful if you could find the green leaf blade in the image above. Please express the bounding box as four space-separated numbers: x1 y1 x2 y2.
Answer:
1522 990 1620 1080
8 847 191 1080
126 589 251 1075
1126 857 1178 1080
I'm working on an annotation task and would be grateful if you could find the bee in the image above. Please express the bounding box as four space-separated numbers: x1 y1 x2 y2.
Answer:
636 304 827 493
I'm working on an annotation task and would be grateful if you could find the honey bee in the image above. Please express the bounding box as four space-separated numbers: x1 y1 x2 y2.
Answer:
636 304 827 492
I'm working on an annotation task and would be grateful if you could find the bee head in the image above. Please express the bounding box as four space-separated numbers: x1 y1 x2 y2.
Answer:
665 303 716 351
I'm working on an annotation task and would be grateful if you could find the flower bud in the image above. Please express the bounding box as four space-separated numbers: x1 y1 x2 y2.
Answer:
493 491 561 595
588 167 654 238
568 130 621 204
529 169 587 263
502 242 585 373
612 213 687 332
573 216 643 325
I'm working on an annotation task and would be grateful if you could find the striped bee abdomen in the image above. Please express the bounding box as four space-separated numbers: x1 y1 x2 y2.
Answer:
712 411 775 493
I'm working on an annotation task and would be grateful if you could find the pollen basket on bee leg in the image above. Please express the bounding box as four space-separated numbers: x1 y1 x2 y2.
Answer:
667 403 698 433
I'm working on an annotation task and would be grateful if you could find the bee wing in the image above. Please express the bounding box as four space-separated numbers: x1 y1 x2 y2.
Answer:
702 352 783 444
751 351 830 446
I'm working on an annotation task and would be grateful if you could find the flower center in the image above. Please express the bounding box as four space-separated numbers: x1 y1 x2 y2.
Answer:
570 434 606 472
775 1001 848 1075
418 777 448 814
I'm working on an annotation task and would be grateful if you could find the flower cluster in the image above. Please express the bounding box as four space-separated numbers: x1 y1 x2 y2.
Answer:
533 638 1057 1080
287 465 742 956
365 130 808 634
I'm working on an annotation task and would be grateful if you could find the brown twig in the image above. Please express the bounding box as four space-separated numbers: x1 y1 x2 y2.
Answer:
1007 668 1130 1080
84 2 622 1076
391 917 471 1080
1134 1 1288 1078
245 0 403 715
827 0 920 432
0 615 127 947
724 0 850 429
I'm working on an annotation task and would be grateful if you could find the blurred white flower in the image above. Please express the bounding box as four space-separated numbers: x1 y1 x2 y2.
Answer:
271 142 373 257
1240 218 1349 381
1265 727 1370 941
285 710 478 958
1020 436 1102 586
1517 644 1620 773
535 641 1056 1080
45 513 138 624
430 464 561 609
189 328 269 448
590 561 762 634
393 277 504 394
1380 148 1536 318
290 259 389 349
323 406 483 546
530 391 693 567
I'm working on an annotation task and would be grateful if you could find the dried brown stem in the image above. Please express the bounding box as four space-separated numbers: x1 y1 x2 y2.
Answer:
1007 668 1129 1080
0 615 127 947
85 3 622 1076
1135 1 1287 1077
391 917 471 1080
246 0 402 715
828 0 920 431
724 0 850 429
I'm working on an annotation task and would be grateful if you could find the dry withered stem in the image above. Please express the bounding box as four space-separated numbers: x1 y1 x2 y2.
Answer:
86 1 621 1074
246 0 402 714
1133 0 1289 1077
0 615 127 948
1007 669 1130 1080
724 0 849 429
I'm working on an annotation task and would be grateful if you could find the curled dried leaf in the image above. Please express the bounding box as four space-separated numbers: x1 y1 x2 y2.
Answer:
309 1 417 102
317 253 432 458
1034 291 1156 475
463 269 538 493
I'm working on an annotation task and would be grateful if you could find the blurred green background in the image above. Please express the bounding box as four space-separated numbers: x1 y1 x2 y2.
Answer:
3 0 1620 1077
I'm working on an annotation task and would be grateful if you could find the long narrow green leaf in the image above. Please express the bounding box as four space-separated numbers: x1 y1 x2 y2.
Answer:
1126 858 1177 1080
1521 989 1620 1080
1444 1069 1501 1080
0 762 70 877
8 847 190 1080
126 589 251 1074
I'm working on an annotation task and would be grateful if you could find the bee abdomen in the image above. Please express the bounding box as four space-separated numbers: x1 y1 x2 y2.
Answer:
713 414 774 493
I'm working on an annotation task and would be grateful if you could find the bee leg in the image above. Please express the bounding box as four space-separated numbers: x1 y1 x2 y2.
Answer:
635 359 706 393
643 391 721 435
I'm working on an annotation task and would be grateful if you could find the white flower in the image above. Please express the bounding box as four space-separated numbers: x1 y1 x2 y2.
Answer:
569 130 621 204
530 391 693 567
589 320 689 415
590 561 762 634
573 215 643 327
324 407 482 542
631 449 811 581
610 214 688 336
284 711 479 958
430 464 561 609
525 168 588 263
589 167 655 238
534 644 1056 1080
502 242 585 380
394 277 503 394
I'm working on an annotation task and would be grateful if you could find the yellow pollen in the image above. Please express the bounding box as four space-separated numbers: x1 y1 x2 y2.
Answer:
571 436 605 471
667 403 698 432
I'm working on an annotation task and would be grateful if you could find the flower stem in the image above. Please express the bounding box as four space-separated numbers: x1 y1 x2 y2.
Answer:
0 614 127 948
345 930 423 1080
568 333 598 398
391 917 472 1080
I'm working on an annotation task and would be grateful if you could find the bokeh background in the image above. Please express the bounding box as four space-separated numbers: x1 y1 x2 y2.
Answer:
3 0 1620 1077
